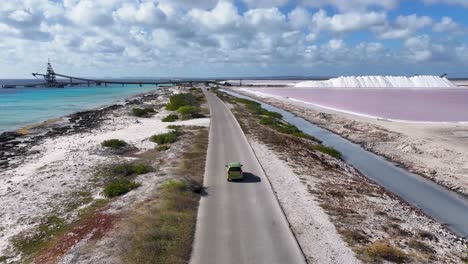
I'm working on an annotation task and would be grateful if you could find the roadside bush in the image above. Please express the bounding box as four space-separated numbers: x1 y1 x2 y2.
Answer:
235 98 260 106
177 105 200 120
310 144 342 159
150 131 179 145
103 178 141 198
162 114 179 122
235 98 282 118
101 139 127 149
166 93 199 111
132 107 155 117
273 123 314 140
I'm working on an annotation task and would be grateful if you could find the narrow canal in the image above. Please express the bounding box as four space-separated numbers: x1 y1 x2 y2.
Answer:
223 89 468 238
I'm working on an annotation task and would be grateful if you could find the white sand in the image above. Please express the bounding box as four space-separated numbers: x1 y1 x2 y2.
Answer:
250 141 360 263
0 94 209 256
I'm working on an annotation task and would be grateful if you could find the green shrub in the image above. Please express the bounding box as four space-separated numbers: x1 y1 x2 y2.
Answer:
235 98 282 118
150 131 179 145
103 178 141 198
132 107 155 117
162 114 179 122
167 125 181 130
310 144 342 159
101 139 127 149
133 163 152 175
262 110 283 119
234 98 260 106
111 163 152 176
177 105 200 120
259 117 279 126
143 107 155 113
166 93 199 111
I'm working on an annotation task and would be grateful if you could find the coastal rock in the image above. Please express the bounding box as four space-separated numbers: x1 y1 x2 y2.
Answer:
0 132 22 143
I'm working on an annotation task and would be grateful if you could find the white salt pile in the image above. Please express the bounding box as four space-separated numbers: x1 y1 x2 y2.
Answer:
295 76 457 88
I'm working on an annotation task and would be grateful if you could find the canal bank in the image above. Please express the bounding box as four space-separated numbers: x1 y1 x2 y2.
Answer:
222 89 468 238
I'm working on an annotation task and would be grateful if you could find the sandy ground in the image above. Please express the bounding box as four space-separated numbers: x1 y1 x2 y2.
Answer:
236 87 468 196
0 87 209 261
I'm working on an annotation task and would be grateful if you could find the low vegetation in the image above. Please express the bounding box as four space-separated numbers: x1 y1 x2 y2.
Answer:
121 180 198 264
234 97 315 141
361 241 409 263
150 130 182 145
101 139 127 149
103 178 141 198
220 92 345 159
95 162 151 198
162 114 179 122
10 214 66 262
309 144 342 159
166 93 200 111
111 162 152 176
132 107 155 118
177 105 200 120
165 92 204 120
119 128 209 264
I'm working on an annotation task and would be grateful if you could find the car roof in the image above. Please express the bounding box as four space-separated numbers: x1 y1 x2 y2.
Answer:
228 162 242 167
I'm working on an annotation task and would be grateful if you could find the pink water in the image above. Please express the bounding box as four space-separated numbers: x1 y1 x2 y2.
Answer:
251 87 468 122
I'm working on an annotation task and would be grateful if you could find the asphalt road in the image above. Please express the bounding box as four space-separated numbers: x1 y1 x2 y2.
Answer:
190 90 306 264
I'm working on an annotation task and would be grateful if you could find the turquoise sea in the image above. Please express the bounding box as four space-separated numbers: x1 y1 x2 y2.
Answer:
0 82 160 133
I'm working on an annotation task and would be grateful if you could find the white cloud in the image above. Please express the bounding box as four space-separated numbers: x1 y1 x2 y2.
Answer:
113 2 166 25
189 1 241 32
311 9 386 33
376 14 432 39
288 7 312 28
8 10 34 22
245 8 287 32
69 0 113 26
433 16 463 33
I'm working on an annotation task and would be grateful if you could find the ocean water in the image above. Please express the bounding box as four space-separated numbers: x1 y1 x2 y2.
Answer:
250 87 468 122
0 83 160 133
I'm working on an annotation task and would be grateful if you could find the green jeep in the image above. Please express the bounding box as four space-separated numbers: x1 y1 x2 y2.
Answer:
226 162 243 181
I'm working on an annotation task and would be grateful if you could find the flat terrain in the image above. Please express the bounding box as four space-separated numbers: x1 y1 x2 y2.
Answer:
190 90 305 264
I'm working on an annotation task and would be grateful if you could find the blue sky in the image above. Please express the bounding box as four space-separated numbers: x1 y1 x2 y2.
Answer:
0 0 468 78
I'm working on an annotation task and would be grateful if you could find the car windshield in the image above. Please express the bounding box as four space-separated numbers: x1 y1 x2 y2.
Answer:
229 167 241 172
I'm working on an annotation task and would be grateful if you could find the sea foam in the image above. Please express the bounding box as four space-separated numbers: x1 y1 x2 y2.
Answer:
295 76 456 88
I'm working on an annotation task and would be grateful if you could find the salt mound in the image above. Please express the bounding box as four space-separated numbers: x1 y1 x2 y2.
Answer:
295 76 456 88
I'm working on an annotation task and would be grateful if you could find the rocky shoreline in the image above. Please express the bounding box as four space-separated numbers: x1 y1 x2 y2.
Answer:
0 91 162 171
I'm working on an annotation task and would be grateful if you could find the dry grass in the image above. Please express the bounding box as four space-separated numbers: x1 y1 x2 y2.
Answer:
118 127 209 264
120 180 198 264
361 241 410 263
